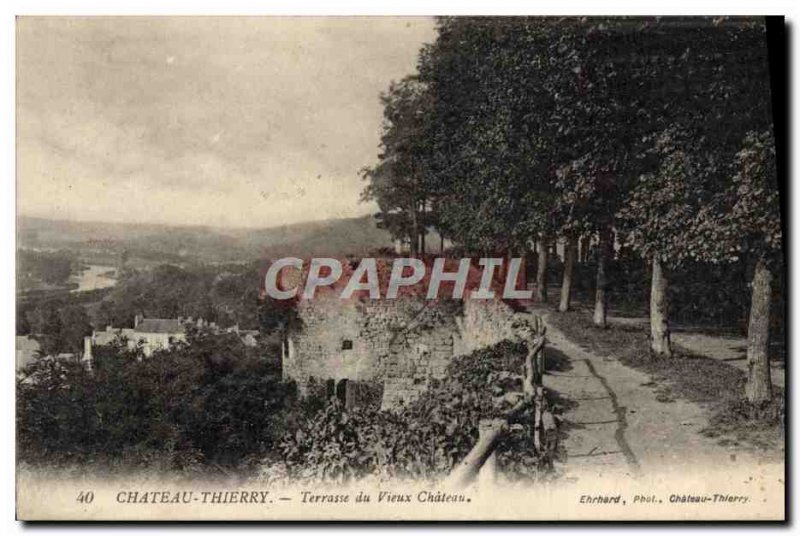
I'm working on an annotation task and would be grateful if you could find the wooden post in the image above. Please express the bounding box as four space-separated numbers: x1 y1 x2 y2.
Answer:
536 339 546 382
477 426 499 485
530 315 546 452
533 385 544 451
445 314 549 487
443 418 505 488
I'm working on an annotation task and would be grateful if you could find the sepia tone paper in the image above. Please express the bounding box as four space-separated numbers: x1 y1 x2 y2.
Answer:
16 15 786 522
16 465 785 521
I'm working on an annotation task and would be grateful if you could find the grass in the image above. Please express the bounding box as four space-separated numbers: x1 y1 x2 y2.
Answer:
547 309 784 455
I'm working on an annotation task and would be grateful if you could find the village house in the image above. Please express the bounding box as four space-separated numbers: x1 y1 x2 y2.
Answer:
16 335 76 384
82 314 259 366
16 335 41 372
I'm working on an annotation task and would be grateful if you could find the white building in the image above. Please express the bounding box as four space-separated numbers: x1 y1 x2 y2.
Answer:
82 314 259 366
82 314 187 364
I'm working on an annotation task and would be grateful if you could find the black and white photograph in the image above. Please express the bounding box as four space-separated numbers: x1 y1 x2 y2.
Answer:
12 12 787 521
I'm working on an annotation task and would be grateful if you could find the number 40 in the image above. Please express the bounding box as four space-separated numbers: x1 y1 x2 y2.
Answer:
76 491 94 504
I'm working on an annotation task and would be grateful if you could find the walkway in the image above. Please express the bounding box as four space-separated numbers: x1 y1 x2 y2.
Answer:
525 310 781 483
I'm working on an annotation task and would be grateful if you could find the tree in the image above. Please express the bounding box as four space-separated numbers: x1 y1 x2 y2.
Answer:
559 237 578 312
620 128 716 355
58 304 92 355
18 328 291 469
554 157 625 324
17 250 75 288
505 18 623 318
27 303 64 356
17 356 98 462
547 17 776 335
616 18 772 354
694 131 782 403
732 132 782 403
361 77 435 256
365 17 642 312
413 18 564 266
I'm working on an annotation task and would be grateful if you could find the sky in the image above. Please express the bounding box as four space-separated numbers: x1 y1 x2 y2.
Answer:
17 17 436 228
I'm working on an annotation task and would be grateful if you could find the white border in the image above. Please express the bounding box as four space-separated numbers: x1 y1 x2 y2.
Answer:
3 2 797 534
2 0 797 16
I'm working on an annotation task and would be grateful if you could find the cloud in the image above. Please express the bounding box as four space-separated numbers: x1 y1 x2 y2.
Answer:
17 17 436 227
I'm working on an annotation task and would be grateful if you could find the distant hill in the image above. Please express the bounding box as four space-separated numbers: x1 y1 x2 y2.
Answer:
17 215 397 264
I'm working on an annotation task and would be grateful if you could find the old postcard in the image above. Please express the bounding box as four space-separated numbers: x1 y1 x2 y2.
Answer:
15 16 786 521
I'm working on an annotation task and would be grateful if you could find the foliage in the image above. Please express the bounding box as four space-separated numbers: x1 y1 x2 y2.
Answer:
18 249 76 288
693 130 782 265
19 260 292 358
360 76 436 253
416 18 563 252
619 128 743 266
24 303 93 356
359 15 777 272
94 264 217 328
365 17 772 258
17 331 291 472
93 261 290 333
272 340 554 484
615 20 773 267
56 305 93 354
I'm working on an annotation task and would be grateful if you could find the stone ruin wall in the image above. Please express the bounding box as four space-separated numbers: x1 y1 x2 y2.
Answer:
454 297 520 356
284 295 520 410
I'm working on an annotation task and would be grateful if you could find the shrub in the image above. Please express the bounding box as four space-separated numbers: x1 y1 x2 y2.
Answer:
271 340 556 484
17 331 290 473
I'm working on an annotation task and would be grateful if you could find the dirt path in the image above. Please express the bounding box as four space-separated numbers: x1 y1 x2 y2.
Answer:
529 310 779 482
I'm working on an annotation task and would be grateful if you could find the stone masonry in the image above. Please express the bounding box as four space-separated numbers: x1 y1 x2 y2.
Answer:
282 291 520 410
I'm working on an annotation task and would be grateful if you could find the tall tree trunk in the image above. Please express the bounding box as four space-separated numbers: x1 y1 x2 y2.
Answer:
418 198 426 254
559 236 578 312
440 233 444 253
650 255 672 356
498 249 508 282
593 229 611 327
535 238 548 303
512 247 527 290
522 248 529 290
615 230 627 259
410 202 419 257
580 235 590 263
745 258 773 404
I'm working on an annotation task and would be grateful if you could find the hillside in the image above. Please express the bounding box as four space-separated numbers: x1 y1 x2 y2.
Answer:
17 215 396 264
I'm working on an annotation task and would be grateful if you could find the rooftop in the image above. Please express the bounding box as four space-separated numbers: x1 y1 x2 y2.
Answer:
134 318 186 334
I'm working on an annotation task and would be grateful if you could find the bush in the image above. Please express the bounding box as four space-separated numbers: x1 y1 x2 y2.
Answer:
18 249 76 287
17 331 291 473
270 340 556 484
18 332 559 482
